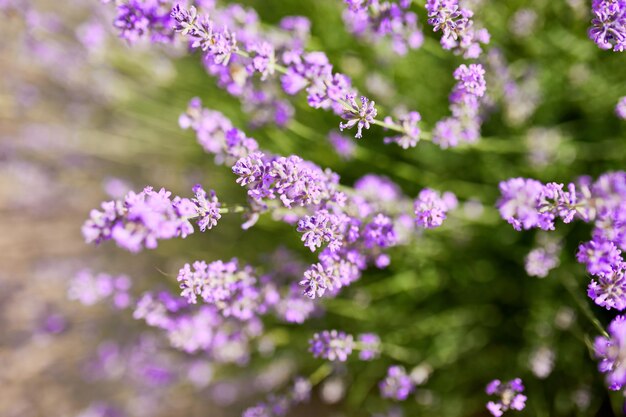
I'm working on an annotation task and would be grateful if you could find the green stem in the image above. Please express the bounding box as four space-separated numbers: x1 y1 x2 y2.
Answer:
309 363 333 386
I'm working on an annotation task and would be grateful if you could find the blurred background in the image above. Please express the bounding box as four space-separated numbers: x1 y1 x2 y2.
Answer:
1 0 625 416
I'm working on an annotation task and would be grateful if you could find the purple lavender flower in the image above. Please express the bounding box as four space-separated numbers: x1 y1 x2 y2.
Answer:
433 64 487 149
594 315 626 389
342 0 424 55
485 378 527 416
192 184 221 231
68 269 132 309
275 284 316 324
383 112 421 149
588 0 626 52
248 41 276 80
328 131 356 159
114 0 174 44
297 210 348 252
363 213 397 248
414 188 455 229
588 263 626 310
309 330 354 362
497 178 555 231
354 174 403 203
179 98 254 164
379 365 415 401
525 247 560 278
617 96 626 119
357 333 381 360
177 259 261 321
171 4 239 65
577 239 622 275
300 263 336 299
425 0 490 58
340 94 378 139
291 377 312 402
83 186 204 252
233 153 338 209
453 64 487 97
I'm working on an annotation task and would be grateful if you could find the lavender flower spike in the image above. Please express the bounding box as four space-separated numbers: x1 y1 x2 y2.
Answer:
379 365 415 401
594 315 626 389
309 330 354 361
485 378 527 416
340 94 378 139
414 188 457 229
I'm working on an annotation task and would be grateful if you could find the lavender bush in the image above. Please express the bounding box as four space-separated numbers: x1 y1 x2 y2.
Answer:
3 0 626 416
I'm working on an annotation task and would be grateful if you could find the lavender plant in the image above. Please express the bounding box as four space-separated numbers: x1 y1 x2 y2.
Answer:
5 0 626 416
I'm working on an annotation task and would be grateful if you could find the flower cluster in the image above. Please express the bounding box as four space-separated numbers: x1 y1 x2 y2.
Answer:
383 111 421 149
342 0 424 55
425 0 490 58
525 242 561 278
82 184 220 252
414 188 457 229
113 0 175 44
594 315 626 389
433 64 487 148
68 269 132 309
178 98 259 165
309 330 355 361
588 0 626 52
499 172 626 310
379 365 415 401
176 259 260 319
133 290 261 362
485 378 527 416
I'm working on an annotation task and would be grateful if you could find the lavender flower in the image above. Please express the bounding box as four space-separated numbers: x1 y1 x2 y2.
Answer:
342 0 424 55
497 178 555 231
588 0 626 52
414 188 456 229
433 64 487 149
363 213 397 248
309 330 355 362
357 333 381 360
114 0 174 44
300 263 337 299
594 315 626 389
425 0 490 58
617 96 626 119
525 246 560 278
379 365 415 401
192 184 222 231
383 112 421 149
68 269 132 309
577 239 622 276
179 98 259 164
340 94 378 138
588 263 626 310
297 210 348 252
82 186 203 252
328 131 356 159
177 259 261 321
171 4 239 65
453 64 487 97
485 378 527 416
233 152 338 209
274 284 316 324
